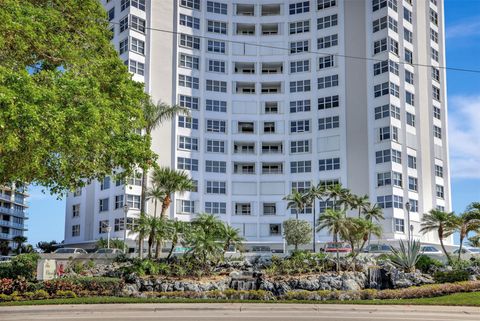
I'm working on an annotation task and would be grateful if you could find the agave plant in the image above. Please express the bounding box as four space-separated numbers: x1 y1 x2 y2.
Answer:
389 240 421 273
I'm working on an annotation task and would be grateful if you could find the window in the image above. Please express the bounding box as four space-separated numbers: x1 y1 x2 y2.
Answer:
432 67 440 82
289 1 310 14
100 176 110 190
409 199 419 212
290 120 310 133
206 140 225 153
432 86 441 101
319 158 340 171
291 181 311 193
263 203 277 215
433 106 441 120
430 28 438 43
179 54 200 70
72 225 80 237
430 8 438 26
290 100 311 113
376 149 400 164
205 202 227 214
131 38 145 55
317 0 336 10
290 140 310 153
405 70 414 84
132 0 145 11
431 48 439 62
318 75 339 89
290 60 310 73
372 0 397 12
372 16 387 33
180 34 200 50
72 204 80 217
99 220 109 234
289 20 310 34
263 122 275 133
108 7 115 21
394 218 405 233
73 188 82 197
179 96 199 111
374 38 387 54
318 95 339 109
131 15 146 33
374 82 398 98
206 160 227 173
433 125 442 139
317 14 338 30
373 60 398 76
291 160 311 173
127 171 142 186
206 181 226 194
178 200 195 214
379 126 398 142
404 28 413 43
270 224 281 236
178 136 198 151
389 38 399 55
290 40 309 54
178 116 199 129
126 194 140 209
406 91 415 106
317 34 338 49
129 60 144 75
119 38 128 54
208 59 226 73
403 7 412 23
121 0 129 11
377 172 392 187
99 198 109 212
207 1 227 14
206 80 227 92
179 74 199 89
119 16 129 33
318 55 335 69
290 80 311 92
406 112 415 127
265 102 278 114
375 104 400 120
181 0 200 10
408 176 418 191
405 49 413 64
177 157 199 171
207 20 227 34
207 40 225 53
115 195 124 209
408 155 417 169
435 164 443 178
318 116 340 130
377 195 403 209
436 185 444 198
392 171 402 187
180 14 200 29
114 217 134 232
206 99 227 112
206 119 226 133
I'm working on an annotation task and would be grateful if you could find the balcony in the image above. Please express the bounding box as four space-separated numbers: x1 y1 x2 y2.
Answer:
0 232 11 240
233 163 256 174
262 63 283 74
236 4 255 16
235 62 255 74
0 194 11 201
236 23 255 36
238 122 255 134
262 143 283 154
235 82 256 94
261 23 279 35
263 122 276 134
262 4 281 16
264 102 279 114
235 203 252 215
0 220 24 229
234 142 255 154
262 163 283 174
261 82 282 94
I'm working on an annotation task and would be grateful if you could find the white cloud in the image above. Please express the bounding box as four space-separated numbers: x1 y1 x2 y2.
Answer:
446 18 480 39
448 96 480 178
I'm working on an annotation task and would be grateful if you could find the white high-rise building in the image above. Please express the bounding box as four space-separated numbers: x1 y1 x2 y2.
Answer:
64 0 452 250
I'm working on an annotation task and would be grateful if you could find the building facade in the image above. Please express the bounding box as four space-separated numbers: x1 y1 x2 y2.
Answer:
64 0 452 249
0 185 28 251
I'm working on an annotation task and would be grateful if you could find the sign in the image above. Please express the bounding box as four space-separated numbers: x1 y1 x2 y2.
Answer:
36 259 56 281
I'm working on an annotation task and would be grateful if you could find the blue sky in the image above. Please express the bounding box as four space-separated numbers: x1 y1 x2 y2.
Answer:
26 1 480 246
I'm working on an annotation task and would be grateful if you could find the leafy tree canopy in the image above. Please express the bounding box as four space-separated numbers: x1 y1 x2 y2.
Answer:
283 219 312 250
0 0 154 194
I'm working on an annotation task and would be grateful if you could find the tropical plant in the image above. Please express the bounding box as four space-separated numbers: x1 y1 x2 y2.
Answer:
166 220 188 260
145 180 165 219
283 219 312 251
185 227 222 270
12 236 27 254
283 190 308 220
36 241 58 253
95 238 125 250
390 240 421 273
324 183 350 210
316 209 350 272
455 209 480 260
362 203 384 222
154 218 170 259
219 224 244 255
349 195 370 218
129 212 150 258
468 234 480 248
0 241 10 256
420 209 457 264
150 167 195 219
341 218 382 258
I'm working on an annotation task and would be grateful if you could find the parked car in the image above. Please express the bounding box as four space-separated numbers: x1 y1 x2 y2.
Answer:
453 247 480 260
95 248 122 254
324 242 352 253
363 244 391 254
54 248 87 254
420 245 443 255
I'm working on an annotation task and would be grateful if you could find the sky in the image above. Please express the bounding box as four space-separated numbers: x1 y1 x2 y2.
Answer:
26 0 480 246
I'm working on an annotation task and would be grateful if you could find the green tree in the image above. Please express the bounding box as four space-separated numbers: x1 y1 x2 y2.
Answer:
283 219 312 251
341 218 382 259
316 209 350 272
349 194 370 218
150 167 195 219
96 238 125 250
36 240 58 253
469 235 480 247
362 203 384 222
0 0 154 193
324 184 350 210
166 220 189 260
420 209 457 264
219 224 244 255
456 204 480 260
12 236 27 254
139 100 189 213
129 212 150 258
0 240 10 256
283 190 308 220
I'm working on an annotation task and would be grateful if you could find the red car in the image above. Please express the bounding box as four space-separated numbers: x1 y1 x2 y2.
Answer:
324 242 352 253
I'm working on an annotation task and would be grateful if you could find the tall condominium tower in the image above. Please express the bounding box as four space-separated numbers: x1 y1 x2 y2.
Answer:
64 0 452 250
0 185 29 251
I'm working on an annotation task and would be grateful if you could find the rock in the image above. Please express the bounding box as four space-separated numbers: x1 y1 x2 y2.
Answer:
229 271 241 278
259 279 275 292
296 277 319 291
468 275 477 281
341 278 361 291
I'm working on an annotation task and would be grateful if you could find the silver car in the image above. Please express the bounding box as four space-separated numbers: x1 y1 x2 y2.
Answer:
54 248 88 254
453 247 480 260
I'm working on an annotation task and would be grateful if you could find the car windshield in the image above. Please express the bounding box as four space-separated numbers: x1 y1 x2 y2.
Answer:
469 249 480 253
422 247 437 252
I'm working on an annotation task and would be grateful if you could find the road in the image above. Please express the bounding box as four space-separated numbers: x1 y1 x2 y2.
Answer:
1 303 479 321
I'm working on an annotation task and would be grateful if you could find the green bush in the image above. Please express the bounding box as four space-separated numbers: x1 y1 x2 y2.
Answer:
33 289 49 300
433 270 470 284
9 253 40 280
56 290 77 298
450 259 472 270
0 262 12 279
416 255 443 273
264 251 332 276
41 277 124 296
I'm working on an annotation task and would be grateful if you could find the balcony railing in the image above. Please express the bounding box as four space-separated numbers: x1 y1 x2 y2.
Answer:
0 194 11 201
0 233 11 240
0 220 24 229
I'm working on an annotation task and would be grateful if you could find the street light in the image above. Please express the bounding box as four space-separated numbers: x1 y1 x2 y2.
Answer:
405 202 411 243
123 203 129 254
106 226 112 249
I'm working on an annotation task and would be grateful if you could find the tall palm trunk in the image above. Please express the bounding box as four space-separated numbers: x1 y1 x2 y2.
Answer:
458 226 466 261
140 165 148 214
167 237 177 261
160 195 171 219
147 233 154 258
137 233 143 259
155 239 162 259
438 226 452 264
334 231 340 273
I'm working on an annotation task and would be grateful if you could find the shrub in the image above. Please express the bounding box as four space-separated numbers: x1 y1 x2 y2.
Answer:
450 259 472 270
56 290 77 298
0 293 12 302
433 270 470 283
33 289 49 300
0 278 28 295
0 262 12 279
416 255 443 273
41 277 124 296
10 253 40 281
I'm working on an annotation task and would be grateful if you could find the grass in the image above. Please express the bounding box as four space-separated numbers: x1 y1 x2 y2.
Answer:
1 292 480 307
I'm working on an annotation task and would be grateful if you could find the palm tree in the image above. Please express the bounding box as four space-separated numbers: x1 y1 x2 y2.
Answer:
146 180 165 218
220 224 244 255
420 209 457 264
146 216 161 258
284 190 308 220
154 218 170 259
316 209 350 272
139 100 189 214
129 212 150 258
350 195 370 218
192 213 224 236
456 210 480 260
166 220 188 260
362 203 384 222
0 240 10 255
325 183 350 210
150 167 195 219
469 235 480 248
12 236 27 254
